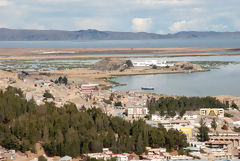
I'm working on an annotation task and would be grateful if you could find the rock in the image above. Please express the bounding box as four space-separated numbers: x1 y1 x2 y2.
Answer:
175 62 203 71
92 58 132 71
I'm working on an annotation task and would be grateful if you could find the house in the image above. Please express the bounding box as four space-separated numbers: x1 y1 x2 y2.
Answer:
231 116 240 126
205 140 232 153
180 127 193 138
200 108 224 117
182 111 198 120
151 114 163 121
59 156 72 161
126 107 149 119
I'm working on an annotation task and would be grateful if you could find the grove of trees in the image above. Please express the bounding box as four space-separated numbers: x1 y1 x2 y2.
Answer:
0 86 188 158
147 96 228 117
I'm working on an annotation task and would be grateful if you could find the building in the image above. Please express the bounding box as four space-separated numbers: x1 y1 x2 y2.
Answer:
202 140 233 160
126 107 149 119
132 60 174 67
231 116 240 126
205 140 232 154
87 148 131 161
59 156 72 161
182 111 198 120
143 147 193 160
151 114 163 121
200 108 224 117
180 127 193 139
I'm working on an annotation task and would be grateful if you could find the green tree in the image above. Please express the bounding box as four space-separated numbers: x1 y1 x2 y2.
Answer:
125 60 133 67
43 90 55 100
231 102 238 110
197 118 209 142
211 118 217 130
221 124 228 130
38 155 47 161
62 76 68 85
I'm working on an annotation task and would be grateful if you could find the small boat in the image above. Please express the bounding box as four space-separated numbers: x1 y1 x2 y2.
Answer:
141 87 154 90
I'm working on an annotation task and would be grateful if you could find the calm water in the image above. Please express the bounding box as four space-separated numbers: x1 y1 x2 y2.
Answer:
111 58 240 97
1 38 240 48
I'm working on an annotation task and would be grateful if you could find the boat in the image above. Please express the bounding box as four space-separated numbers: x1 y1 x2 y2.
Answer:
141 87 154 90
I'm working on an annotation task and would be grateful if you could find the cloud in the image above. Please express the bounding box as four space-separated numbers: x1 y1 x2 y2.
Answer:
132 18 152 32
0 0 12 6
169 20 228 32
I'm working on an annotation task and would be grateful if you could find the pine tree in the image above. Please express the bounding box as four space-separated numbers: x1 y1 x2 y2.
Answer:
197 118 209 142
211 118 217 130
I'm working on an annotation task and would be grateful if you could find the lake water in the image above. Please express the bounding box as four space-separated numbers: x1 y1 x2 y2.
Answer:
1 38 240 48
111 55 240 97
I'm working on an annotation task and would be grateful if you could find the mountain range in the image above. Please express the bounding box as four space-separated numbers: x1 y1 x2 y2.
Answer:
0 28 240 41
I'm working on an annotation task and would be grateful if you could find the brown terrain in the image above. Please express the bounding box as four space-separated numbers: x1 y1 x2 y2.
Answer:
0 47 240 60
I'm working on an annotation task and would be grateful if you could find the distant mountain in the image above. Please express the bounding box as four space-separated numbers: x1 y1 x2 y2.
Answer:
0 28 240 41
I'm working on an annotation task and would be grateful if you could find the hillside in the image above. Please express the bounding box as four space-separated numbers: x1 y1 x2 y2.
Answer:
1 28 240 41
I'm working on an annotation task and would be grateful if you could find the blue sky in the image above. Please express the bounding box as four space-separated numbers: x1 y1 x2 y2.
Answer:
0 0 239 33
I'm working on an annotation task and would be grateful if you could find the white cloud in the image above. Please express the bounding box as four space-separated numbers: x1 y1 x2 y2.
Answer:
169 20 228 32
0 0 12 6
132 18 152 32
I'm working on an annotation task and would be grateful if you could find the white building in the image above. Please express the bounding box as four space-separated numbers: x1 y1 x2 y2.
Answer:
151 114 163 121
132 60 174 67
182 111 198 120
200 108 224 117
126 107 149 119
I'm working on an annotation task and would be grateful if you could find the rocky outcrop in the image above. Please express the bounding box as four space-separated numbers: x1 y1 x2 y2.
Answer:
175 62 203 71
92 58 132 71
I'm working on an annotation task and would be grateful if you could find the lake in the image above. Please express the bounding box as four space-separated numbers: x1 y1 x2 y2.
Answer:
111 56 240 97
1 38 240 48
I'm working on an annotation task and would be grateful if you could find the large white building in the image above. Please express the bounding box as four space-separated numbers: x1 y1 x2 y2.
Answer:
200 108 224 117
126 107 149 119
132 60 174 67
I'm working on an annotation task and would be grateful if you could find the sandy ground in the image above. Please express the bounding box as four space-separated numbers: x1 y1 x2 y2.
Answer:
0 47 240 60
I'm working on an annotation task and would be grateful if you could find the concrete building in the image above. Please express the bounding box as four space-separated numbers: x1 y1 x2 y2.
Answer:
151 114 163 121
126 107 149 119
180 127 193 139
182 111 198 120
200 108 224 117
132 60 174 67
59 156 72 161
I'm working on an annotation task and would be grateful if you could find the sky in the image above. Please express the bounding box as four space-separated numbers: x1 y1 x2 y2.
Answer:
0 0 239 34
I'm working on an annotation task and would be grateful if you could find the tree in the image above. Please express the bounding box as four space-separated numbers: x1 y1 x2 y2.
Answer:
125 60 133 68
114 101 122 107
43 90 55 100
38 155 47 161
231 102 238 110
211 118 217 130
152 65 157 69
197 118 209 142
62 76 68 85
221 124 228 130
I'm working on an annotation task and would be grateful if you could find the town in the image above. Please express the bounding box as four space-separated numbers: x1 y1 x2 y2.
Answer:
1 64 240 161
